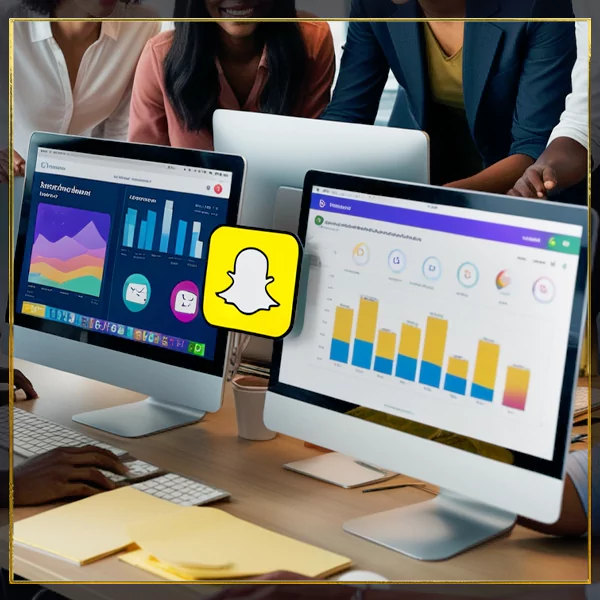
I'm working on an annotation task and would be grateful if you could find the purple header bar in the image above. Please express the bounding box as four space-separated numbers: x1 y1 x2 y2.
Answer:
310 194 576 252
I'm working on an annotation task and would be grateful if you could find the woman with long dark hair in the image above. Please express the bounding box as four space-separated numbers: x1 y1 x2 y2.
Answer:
128 0 335 149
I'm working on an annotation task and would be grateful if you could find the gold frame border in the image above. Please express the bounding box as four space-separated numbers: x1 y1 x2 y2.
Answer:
7 15 593 587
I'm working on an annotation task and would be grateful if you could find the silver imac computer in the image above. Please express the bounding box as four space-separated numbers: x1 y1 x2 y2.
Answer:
11 133 245 438
213 110 430 366
266 170 589 560
213 110 430 232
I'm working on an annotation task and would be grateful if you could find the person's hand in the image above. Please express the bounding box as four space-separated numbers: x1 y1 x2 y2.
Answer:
0 149 25 183
13 446 129 506
0 367 37 399
507 164 558 199
207 572 358 600
13 150 25 178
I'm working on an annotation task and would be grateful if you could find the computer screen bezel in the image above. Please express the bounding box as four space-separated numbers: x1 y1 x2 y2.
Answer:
13 132 245 377
269 170 589 481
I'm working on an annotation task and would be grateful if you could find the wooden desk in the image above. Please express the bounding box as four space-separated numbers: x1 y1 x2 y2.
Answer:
0 361 589 593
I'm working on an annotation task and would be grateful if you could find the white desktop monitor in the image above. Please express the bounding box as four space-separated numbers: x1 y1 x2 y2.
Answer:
213 110 430 364
213 110 430 232
10 133 245 438
266 170 589 561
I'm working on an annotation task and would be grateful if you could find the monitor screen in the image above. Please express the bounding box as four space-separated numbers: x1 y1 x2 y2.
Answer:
274 177 586 476
15 142 240 372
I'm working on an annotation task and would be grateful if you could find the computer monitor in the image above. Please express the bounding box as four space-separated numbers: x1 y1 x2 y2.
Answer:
213 110 429 364
266 170 589 560
213 110 430 232
11 133 245 438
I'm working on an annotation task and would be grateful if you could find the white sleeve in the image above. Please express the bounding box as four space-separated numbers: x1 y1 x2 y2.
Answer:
547 23 590 159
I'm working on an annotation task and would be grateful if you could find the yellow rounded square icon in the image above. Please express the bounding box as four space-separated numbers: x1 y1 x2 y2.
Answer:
203 226 302 339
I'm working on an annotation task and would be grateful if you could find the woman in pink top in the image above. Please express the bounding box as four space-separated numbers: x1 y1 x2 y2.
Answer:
128 0 336 150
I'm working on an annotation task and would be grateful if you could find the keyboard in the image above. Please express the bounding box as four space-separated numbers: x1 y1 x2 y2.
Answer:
133 473 230 506
1 406 231 506
0 406 127 458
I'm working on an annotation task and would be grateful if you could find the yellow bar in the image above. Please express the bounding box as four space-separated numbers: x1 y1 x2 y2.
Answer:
355 297 378 344
422 317 448 367
447 357 468 380
503 367 531 410
473 340 500 390
22 302 46 318
398 323 421 359
333 306 354 344
376 330 396 360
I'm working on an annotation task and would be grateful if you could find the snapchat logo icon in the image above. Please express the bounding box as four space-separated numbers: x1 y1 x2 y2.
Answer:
203 226 302 338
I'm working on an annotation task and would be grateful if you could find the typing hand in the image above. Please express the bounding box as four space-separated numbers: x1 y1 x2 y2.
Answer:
507 164 558 199
0 367 37 399
14 446 128 506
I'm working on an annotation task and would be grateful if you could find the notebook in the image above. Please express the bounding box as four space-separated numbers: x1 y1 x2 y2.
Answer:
120 506 352 580
13 487 179 565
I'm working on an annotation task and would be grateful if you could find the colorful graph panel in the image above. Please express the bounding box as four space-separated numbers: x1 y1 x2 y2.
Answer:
28 203 110 298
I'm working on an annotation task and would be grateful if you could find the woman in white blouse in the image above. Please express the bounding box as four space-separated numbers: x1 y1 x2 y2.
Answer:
0 0 160 182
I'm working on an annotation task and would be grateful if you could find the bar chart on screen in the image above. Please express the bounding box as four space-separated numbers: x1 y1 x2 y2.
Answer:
122 198 206 259
321 289 537 416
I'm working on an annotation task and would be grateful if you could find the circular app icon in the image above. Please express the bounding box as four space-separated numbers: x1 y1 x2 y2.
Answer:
214 184 223 195
422 257 442 281
171 280 200 323
319 199 326 209
388 249 406 274
457 262 479 288
352 243 370 267
533 277 556 304
315 216 324 226
496 270 512 290
123 274 151 312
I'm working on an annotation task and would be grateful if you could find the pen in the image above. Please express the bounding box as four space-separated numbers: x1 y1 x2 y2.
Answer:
362 483 427 494
571 433 588 443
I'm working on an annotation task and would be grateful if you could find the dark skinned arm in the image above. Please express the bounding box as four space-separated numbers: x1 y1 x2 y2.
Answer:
508 137 588 198
445 154 535 194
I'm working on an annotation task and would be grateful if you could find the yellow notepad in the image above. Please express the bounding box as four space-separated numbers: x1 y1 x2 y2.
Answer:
121 507 352 580
13 487 179 565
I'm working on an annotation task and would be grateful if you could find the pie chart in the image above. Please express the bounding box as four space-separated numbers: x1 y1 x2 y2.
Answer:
496 270 511 290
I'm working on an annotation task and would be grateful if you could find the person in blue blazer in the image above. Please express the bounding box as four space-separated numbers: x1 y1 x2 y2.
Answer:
322 0 576 193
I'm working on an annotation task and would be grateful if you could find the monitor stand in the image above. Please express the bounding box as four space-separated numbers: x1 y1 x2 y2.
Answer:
343 488 516 561
72 398 206 438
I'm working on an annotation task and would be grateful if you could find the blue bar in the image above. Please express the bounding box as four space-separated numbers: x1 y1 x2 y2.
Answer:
395 354 418 381
330 339 349 363
123 211 131 246
160 201 173 253
137 221 147 249
125 209 137 247
444 374 467 396
160 233 170 254
352 339 374 370
190 231 200 257
175 220 188 256
374 357 393 375
145 210 157 251
471 383 494 402
419 361 442 388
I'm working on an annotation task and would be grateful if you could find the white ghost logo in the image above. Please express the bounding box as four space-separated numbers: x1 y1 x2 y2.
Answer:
217 248 279 315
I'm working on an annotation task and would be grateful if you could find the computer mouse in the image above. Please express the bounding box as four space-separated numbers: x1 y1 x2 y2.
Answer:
336 570 389 582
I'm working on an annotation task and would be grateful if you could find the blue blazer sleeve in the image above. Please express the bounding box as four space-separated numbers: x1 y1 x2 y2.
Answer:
321 0 389 124
509 21 576 160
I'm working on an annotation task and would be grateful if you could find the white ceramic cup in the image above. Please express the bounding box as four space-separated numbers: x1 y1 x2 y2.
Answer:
231 375 276 441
